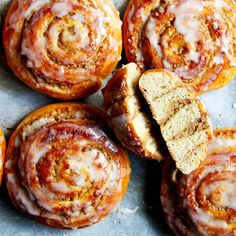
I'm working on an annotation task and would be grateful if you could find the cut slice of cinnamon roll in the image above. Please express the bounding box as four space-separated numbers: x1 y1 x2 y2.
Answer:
161 128 236 236
3 0 122 100
139 69 212 174
5 103 130 229
123 0 236 94
0 129 6 187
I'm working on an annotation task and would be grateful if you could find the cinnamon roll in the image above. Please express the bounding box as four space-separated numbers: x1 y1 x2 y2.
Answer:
5 103 130 229
102 63 166 161
123 0 236 94
161 128 236 235
0 129 6 186
3 0 122 100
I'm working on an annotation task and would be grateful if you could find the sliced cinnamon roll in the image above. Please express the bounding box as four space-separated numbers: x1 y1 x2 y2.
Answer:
161 128 236 235
139 69 212 174
0 129 6 186
102 63 166 161
3 0 122 100
5 103 130 229
123 0 236 94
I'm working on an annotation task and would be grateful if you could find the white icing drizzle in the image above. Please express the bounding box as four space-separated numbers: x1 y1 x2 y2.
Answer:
68 149 110 183
127 2 160 63
21 117 55 139
51 2 72 18
187 49 200 63
24 0 50 18
163 59 172 70
7 173 40 216
30 144 49 164
221 36 235 66
145 17 162 57
51 182 69 193
204 181 236 210
73 174 86 187
87 126 118 153
212 21 219 30
168 0 204 43
9 0 50 31
108 162 119 180
127 5 135 32
191 208 228 228
208 137 236 151
213 54 224 65
213 0 230 9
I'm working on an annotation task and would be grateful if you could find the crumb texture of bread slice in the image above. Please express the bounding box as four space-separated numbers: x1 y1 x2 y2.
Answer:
139 69 212 174
103 63 166 160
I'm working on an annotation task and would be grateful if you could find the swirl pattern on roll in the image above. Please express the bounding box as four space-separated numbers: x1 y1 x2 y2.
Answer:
0 129 6 186
123 0 236 93
161 128 236 235
5 103 130 229
3 0 122 100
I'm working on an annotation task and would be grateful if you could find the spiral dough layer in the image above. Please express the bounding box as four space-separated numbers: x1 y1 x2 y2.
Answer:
5 103 130 229
3 0 122 100
123 0 236 93
161 128 236 235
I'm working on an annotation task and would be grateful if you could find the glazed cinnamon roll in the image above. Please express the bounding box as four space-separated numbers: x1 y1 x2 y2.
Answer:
123 0 236 94
161 128 236 235
0 129 6 186
3 0 122 100
5 103 130 229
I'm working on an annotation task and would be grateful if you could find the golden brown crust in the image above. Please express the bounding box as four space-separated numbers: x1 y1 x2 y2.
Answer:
3 0 122 100
0 129 6 187
5 103 130 229
103 63 166 160
123 0 236 94
103 65 138 111
161 128 236 236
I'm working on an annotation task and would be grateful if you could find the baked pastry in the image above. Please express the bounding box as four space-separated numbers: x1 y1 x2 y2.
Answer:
123 0 236 94
139 69 212 174
3 0 122 100
103 63 166 160
0 128 6 186
161 128 236 236
5 103 130 229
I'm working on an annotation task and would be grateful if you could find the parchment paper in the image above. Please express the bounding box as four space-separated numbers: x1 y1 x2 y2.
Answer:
0 0 235 235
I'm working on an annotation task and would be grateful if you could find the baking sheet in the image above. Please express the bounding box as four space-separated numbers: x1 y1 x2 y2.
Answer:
0 0 236 235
